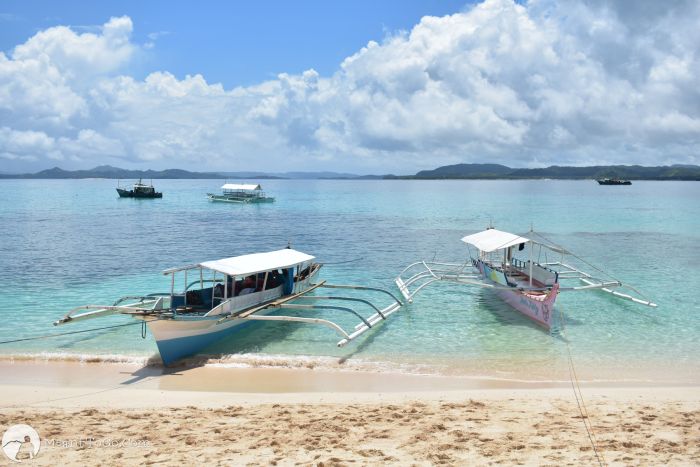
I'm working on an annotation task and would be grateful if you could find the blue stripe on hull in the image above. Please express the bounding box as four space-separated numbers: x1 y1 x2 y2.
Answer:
154 321 255 366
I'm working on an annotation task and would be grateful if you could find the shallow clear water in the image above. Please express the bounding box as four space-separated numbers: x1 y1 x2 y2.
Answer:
0 179 698 381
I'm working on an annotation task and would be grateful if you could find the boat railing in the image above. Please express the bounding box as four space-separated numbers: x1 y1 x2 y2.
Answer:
516 260 558 286
223 285 285 316
184 278 223 292
113 294 169 306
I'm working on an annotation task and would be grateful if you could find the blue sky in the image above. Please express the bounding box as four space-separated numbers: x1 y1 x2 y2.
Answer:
0 0 698 174
1 0 470 88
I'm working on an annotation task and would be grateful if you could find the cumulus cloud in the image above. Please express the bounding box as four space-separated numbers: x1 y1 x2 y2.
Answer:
0 1 699 173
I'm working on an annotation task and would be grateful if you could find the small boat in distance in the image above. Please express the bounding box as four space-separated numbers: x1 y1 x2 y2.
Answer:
55 248 402 365
207 183 275 203
116 179 163 198
597 178 631 185
397 227 656 329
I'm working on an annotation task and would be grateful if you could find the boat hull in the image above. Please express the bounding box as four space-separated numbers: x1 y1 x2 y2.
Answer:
207 194 274 203
596 179 631 185
145 309 274 366
117 188 163 198
492 284 558 329
476 262 558 329
144 267 320 365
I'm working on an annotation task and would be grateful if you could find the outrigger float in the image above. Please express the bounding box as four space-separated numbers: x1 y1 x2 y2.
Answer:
55 249 402 365
396 228 656 329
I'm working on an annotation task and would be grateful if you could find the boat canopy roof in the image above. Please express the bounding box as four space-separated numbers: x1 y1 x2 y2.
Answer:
196 249 315 277
461 229 530 253
221 183 261 191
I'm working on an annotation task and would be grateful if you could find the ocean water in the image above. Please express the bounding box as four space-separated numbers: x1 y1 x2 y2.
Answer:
0 179 698 382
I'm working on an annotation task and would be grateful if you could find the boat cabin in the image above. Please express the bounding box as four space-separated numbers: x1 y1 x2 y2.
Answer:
162 249 319 317
462 228 560 290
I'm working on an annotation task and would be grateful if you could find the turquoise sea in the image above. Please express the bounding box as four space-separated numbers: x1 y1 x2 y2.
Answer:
0 179 698 383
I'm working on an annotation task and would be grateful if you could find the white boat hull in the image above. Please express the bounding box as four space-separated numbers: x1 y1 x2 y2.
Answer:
144 272 318 365
144 308 278 365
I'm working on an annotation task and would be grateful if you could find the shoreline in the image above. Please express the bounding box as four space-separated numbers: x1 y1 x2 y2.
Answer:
1 361 697 465
1 350 699 387
2 360 699 405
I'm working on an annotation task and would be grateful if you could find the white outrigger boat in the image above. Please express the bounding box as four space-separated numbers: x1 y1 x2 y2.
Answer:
207 183 274 203
55 248 402 365
396 228 656 329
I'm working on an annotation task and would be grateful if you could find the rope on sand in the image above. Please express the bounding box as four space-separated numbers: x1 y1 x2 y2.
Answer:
558 307 607 467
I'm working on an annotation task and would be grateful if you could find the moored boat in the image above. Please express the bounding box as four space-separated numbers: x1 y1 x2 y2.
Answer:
596 178 631 185
55 248 402 365
116 179 163 198
396 227 656 329
207 183 274 203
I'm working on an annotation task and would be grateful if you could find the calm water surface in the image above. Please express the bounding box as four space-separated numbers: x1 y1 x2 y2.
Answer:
0 179 698 382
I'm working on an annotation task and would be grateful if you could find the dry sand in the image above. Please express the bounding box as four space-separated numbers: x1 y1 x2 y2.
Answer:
0 361 698 465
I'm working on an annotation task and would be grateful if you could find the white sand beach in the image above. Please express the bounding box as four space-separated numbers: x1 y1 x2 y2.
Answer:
0 360 698 465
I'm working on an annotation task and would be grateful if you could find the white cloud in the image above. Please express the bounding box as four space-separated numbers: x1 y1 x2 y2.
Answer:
0 127 54 154
1 1 699 173
12 16 134 79
57 129 126 159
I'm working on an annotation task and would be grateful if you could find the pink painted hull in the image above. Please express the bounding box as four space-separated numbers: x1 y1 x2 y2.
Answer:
476 262 559 329
494 283 558 329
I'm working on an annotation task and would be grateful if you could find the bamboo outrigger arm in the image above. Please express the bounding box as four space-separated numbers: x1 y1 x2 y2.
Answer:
542 262 657 307
580 278 657 307
54 297 165 326
396 261 535 302
235 298 402 347
397 257 658 308
312 283 404 306
215 281 403 347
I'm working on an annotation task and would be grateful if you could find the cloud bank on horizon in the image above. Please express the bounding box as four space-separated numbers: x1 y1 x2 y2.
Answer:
1 0 698 173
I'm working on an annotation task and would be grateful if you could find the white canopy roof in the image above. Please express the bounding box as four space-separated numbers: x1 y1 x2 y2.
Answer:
221 183 261 191
198 249 315 277
461 229 530 253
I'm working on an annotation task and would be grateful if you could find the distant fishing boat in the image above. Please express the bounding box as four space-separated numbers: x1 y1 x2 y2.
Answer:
597 178 631 185
116 179 162 198
397 227 656 329
55 248 402 365
207 183 274 203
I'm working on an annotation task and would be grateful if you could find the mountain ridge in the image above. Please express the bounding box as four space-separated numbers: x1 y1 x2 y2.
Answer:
1 164 698 180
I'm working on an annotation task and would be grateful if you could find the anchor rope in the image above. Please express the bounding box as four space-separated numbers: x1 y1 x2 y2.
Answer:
558 306 606 467
0 322 142 345
321 257 364 265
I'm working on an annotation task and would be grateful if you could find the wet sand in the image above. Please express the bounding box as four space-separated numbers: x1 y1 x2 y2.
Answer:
0 361 698 465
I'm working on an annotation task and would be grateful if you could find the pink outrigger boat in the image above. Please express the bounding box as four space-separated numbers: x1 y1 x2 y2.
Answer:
396 228 656 329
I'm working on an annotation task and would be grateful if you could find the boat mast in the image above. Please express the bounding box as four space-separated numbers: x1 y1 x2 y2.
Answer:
529 243 533 288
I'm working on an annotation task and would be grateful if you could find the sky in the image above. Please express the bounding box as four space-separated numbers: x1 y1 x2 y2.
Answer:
0 0 698 174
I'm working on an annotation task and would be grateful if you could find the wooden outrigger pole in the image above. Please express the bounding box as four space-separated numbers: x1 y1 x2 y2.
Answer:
216 281 403 347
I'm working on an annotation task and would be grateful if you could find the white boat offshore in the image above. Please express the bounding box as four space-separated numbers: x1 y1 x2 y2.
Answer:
207 183 274 203
55 249 402 365
396 228 656 329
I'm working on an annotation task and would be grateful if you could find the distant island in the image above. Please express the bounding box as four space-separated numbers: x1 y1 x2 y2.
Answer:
1 163 698 180
393 163 700 180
